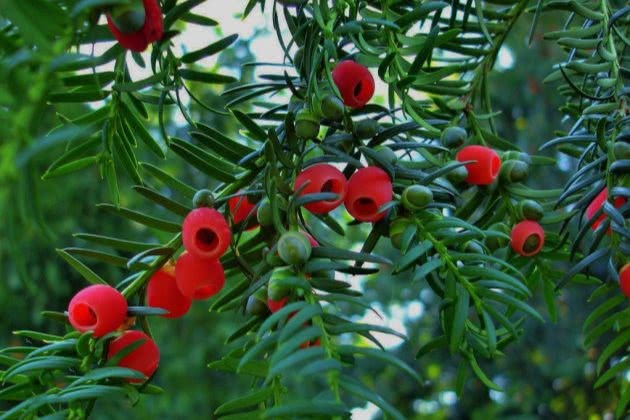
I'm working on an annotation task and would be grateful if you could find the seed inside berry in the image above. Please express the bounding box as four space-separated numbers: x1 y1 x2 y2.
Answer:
321 179 342 201
523 234 540 254
354 81 363 97
195 228 218 251
354 197 377 215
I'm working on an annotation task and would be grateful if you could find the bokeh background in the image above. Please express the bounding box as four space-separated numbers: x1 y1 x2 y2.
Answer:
0 4 619 419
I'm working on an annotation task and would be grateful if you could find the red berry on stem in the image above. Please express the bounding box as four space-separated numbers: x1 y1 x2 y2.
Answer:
107 330 159 383
182 207 231 260
175 252 225 300
456 145 501 185
294 164 347 214
510 220 545 257
228 192 258 229
331 61 375 108
620 264 630 298
267 296 288 313
585 187 626 233
68 284 127 337
344 166 393 223
146 266 192 318
106 0 163 52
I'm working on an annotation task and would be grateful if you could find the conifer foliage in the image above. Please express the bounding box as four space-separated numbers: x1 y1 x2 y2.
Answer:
0 0 627 418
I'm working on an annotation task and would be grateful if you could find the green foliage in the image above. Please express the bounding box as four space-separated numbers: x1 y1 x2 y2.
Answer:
0 0 628 418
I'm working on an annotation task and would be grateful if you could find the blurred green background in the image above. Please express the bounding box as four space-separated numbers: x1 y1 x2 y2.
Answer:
0 10 620 420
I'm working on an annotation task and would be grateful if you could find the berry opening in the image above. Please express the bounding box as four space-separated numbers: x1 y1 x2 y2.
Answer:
353 81 363 97
195 228 219 252
355 75 374 102
72 303 97 327
522 233 542 255
353 197 378 217
321 179 343 201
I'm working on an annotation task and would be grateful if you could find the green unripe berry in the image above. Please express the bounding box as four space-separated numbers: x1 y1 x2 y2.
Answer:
246 289 269 315
440 126 467 148
372 146 397 165
277 231 312 265
613 141 630 160
192 189 215 208
354 119 379 140
484 222 510 251
256 198 273 226
267 267 295 300
522 235 541 254
502 151 532 165
295 109 320 139
389 217 413 250
518 199 544 221
499 159 529 184
446 164 469 184
109 1 145 33
402 185 433 211
321 95 345 121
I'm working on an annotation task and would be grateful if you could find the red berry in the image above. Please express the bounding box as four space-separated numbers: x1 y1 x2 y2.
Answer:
456 145 501 185
585 187 626 233
175 252 225 300
228 192 258 230
68 284 127 337
331 61 375 108
510 220 545 257
146 265 192 318
344 166 393 223
294 164 347 214
182 207 231 260
620 264 630 298
267 296 288 313
106 0 163 52
107 330 159 383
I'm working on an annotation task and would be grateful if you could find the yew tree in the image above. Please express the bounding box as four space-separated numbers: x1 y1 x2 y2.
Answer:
0 0 628 418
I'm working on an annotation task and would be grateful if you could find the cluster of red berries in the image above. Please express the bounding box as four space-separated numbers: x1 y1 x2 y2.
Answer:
147 206 232 316
295 163 393 223
106 0 163 52
67 284 159 381
65 205 233 381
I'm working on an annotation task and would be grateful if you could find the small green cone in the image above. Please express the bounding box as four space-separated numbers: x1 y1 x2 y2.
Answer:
499 159 529 184
321 95 345 121
295 109 320 139
192 189 215 208
518 199 544 221
277 231 312 265
484 222 510 251
108 1 146 33
440 126 467 148
402 185 433 211
354 119 379 140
